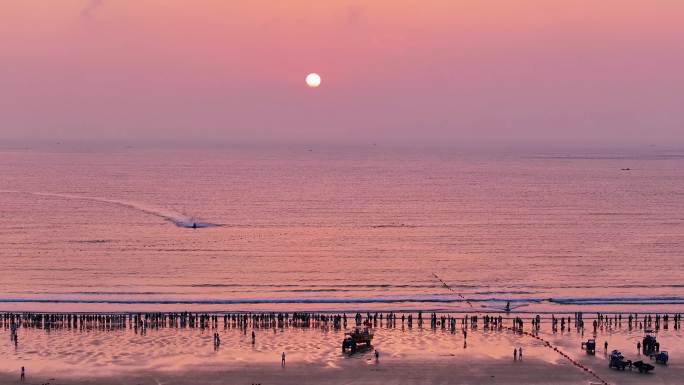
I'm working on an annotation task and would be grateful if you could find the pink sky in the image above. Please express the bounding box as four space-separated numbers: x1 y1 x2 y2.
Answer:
1 0 683 145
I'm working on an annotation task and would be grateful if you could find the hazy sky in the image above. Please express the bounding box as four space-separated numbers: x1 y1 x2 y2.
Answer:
1 1 683 145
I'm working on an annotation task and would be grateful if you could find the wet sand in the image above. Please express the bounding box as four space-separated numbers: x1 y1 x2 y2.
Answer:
0 358 590 385
2 355 681 385
2 313 682 385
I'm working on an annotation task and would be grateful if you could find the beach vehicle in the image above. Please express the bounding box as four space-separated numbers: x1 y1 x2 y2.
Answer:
581 339 596 354
632 360 655 373
341 327 374 353
608 350 631 370
642 332 660 354
650 351 668 365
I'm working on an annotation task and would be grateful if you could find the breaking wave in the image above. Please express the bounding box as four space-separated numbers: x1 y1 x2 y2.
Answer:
548 297 684 305
1 295 683 306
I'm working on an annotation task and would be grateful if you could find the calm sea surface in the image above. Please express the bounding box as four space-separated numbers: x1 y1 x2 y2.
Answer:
1 144 683 313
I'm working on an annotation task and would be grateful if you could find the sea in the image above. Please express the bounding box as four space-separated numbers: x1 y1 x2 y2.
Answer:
2 143 683 314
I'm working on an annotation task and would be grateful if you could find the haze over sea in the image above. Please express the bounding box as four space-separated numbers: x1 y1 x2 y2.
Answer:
2 143 683 314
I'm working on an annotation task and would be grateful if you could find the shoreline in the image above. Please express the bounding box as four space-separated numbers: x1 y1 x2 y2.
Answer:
3 310 681 384
1 309 683 316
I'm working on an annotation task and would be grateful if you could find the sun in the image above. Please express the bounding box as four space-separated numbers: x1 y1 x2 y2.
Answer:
305 73 321 88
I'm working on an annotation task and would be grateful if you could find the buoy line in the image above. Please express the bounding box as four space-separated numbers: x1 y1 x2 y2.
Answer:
432 273 474 308
432 273 611 385
504 326 610 385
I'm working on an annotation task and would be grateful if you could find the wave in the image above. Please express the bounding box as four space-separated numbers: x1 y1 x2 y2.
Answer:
0 297 510 305
2 295 683 306
10 289 540 296
549 297 684 305
370 224 418 229
185 283 444 288
180 283 684 291
0 190 220 228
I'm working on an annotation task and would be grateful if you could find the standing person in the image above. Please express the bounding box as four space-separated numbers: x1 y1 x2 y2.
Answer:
20 367 25 382
637 341 641 353
514 348 517 361
518 347 523 360
604 341 608 352
375 349 380 362
252 331 256 344
281 352 286 366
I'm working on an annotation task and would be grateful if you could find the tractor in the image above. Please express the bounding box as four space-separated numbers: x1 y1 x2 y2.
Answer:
341 327 374 354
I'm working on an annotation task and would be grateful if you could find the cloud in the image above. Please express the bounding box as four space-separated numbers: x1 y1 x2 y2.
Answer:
81 0 104 18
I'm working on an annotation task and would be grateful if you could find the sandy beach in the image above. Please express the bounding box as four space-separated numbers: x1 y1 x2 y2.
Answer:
0 359 591 385
2 353 681 385
2 313 681 385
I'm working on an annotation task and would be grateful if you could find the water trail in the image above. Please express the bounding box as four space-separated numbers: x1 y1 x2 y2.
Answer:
0 190 220 228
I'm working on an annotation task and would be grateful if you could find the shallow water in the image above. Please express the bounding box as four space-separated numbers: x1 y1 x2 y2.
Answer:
1 144 684 313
